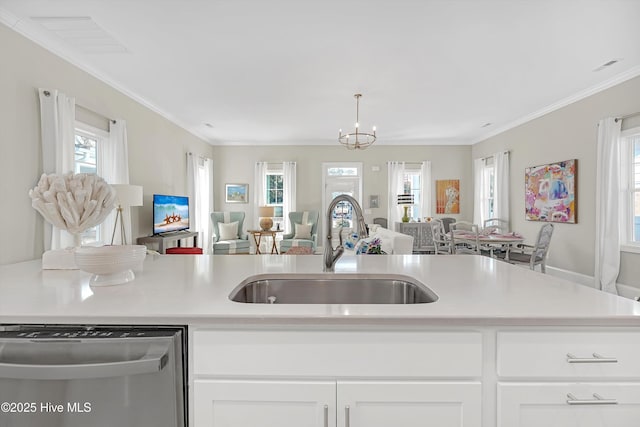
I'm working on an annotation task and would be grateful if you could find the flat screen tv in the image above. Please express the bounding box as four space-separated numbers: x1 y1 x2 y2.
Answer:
153 194 189 235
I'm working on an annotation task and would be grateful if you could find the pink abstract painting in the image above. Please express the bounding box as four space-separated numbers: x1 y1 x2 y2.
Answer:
525 159 576 223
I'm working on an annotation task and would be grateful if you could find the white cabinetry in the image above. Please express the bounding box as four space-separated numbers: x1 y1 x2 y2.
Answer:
338 381 481 427
496 330 640 426
498 383 640 426
194 380 481 427
192 329 483 427
194 380 334 427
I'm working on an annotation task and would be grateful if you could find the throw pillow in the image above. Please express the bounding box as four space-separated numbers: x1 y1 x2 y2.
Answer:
293 223 312 240
355 236 386 255
218 221 239 240
344 232 360 250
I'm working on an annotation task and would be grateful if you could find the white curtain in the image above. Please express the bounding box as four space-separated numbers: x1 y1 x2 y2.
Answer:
494 151 510 227
254 162 268 231
595 117 623 294
187 153 214 253
473 158 487 226
282 161 297 233
98 119 131 245
38 88 76 250
420 161 432 218
387 161 405 227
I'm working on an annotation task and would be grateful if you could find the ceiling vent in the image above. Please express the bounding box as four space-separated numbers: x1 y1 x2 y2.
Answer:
30 16 128 54
593 58 622 72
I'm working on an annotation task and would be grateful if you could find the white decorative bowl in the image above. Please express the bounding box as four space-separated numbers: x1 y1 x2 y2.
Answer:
75 245 147 286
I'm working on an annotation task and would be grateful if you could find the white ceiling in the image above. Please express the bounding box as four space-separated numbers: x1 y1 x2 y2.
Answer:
2 0 640 146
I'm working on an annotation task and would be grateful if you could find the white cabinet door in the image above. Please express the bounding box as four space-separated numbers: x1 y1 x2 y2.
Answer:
337 381 482 427
499 383 640 427
194 379 335 427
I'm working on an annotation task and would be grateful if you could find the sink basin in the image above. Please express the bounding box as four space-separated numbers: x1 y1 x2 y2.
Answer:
229 274 438 304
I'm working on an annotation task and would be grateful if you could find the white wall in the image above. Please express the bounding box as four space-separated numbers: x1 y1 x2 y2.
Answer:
0 22 214 265
472 75 640 288
212 145 472 242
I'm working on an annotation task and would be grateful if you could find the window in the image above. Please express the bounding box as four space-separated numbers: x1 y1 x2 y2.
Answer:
634 139 640 242
322 162 362 231
623 131 640 247
403 167 422 219
265 171 284 230
478 157 496 223
74 124 107 244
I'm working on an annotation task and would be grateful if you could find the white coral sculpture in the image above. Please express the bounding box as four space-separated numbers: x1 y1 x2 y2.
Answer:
29 172 117 234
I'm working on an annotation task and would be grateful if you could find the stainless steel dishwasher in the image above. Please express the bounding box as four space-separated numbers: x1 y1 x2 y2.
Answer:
0 325 186 427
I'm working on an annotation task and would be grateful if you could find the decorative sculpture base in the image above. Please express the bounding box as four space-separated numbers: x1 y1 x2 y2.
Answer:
42 248 78 270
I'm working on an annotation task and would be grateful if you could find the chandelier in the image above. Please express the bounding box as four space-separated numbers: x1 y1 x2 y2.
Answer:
338 93 376 150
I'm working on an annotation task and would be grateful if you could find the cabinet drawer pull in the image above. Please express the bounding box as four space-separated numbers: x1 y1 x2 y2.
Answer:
566 353 618 363
324 405 328 427
345 405 350 427
566 393 618 405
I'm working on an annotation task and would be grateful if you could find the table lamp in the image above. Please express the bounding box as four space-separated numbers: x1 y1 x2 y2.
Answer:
397 194 415 223
111 184 143 245
258 206 275 231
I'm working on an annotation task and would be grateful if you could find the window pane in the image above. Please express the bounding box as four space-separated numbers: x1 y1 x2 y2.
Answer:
75 134 97 174
74 131 98 244
634 141 640 189
634 191 640 242
327 167 358 176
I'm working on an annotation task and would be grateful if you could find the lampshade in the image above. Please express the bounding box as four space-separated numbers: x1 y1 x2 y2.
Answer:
259 206 275 217
258 206 274 231
111 184 143 207
397 194 414 205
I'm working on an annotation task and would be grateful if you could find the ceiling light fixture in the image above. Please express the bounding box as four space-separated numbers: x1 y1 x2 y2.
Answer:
339 93 376 150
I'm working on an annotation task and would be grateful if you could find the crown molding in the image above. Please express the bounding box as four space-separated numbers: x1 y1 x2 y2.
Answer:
0 9 211 145
472 64 640 144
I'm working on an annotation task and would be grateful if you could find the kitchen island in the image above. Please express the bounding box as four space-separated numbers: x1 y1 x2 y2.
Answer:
1 254 639 426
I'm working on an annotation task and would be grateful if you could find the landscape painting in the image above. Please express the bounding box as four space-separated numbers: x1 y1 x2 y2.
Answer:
525 159 576 223
225 183 248 203
436 179 460 214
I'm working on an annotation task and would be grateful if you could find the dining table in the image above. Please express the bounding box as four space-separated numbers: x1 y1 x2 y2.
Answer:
452 231 525 260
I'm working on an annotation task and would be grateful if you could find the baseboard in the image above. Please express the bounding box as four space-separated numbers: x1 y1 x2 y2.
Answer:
546 266 596 288
617 282 640 301
546 266 640 301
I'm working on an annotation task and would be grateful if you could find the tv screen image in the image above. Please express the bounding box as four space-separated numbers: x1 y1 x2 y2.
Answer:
153 194 189 234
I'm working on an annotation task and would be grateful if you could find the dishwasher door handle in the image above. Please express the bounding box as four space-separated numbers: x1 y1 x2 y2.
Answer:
0 342 171 380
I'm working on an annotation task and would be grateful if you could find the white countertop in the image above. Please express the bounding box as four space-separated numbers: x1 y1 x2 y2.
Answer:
0 254 639 326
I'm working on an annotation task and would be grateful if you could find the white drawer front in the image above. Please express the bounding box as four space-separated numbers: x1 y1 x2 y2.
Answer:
497 331 640 378
498 382 640 427
194 329 482 378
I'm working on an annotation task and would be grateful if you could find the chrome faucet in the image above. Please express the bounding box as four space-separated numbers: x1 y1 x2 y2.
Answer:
323 194 368 272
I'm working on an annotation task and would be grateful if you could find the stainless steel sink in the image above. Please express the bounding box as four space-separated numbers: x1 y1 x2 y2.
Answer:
229 274 438 304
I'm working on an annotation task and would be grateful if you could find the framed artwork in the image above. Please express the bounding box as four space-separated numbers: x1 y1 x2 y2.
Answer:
525 159 576 223
369 194 379 209
225 183 248 203
436 180 460 214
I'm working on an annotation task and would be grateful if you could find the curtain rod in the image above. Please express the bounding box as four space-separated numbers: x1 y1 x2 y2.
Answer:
40 91 116 124
75 103 116 124
480 151 510 161
187 152 211 161
385 161 424 165
615 112 640 122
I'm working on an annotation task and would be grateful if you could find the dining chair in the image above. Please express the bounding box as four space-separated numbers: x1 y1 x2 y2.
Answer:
503 223 554 272
449 221 480 254
481 218 509 257
430 219 451 254
372 217 388 229
483 218 509 234
440 217 456 233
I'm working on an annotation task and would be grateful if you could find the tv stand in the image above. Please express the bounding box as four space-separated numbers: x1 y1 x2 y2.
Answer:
137 231 199 254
